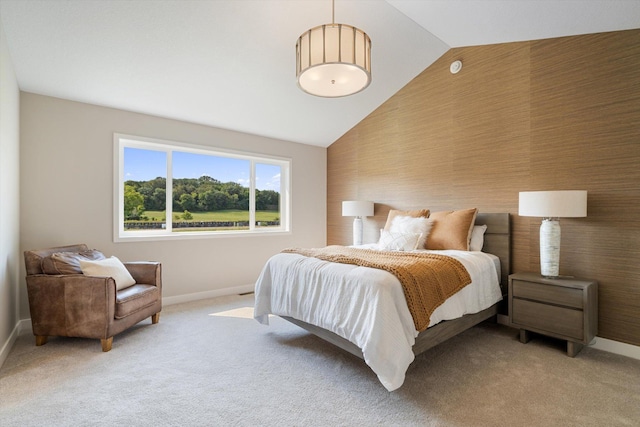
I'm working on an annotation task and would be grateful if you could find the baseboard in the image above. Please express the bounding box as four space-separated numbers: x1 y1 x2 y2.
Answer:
0 320 23 368
590 336 640 361
495 315 640 361
161 283 255 306
18 318 32 334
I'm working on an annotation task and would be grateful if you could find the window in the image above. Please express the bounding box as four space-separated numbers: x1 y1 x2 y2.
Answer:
114 134 290 241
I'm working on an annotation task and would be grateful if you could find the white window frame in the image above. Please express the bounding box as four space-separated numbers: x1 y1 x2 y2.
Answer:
114 133 291 242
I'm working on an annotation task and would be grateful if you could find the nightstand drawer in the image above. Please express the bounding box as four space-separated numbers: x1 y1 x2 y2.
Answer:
512 299 584 340
512 280 583 309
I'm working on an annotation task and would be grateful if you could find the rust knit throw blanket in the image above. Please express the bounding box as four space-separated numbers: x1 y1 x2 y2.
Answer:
282 246 472 331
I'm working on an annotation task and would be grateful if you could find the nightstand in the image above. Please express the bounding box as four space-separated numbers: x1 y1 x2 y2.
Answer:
508 272 598 357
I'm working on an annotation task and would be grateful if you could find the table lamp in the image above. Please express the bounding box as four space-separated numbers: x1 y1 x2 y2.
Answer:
519 190 587 278
342 201 374 246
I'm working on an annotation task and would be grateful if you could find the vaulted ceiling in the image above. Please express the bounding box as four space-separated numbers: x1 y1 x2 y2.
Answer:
1 1 638 147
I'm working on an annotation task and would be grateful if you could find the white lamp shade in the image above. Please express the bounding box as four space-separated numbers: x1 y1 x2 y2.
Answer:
519 191 587 218
342 201 374 217
296 23 372 98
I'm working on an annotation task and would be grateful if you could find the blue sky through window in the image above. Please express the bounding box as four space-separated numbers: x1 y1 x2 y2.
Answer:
256 163 281 193
124 147 280 191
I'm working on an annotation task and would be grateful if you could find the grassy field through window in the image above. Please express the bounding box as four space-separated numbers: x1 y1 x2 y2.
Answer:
124 210 280 232
141 210 279 222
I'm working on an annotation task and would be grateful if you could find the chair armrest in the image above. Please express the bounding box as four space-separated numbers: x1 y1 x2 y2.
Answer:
123 262 162 289
26 274 117 338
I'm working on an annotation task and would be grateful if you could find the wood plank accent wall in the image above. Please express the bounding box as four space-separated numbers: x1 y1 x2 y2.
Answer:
327 29 640 346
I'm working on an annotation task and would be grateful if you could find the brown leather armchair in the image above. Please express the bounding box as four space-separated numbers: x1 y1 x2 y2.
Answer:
24 244 162 352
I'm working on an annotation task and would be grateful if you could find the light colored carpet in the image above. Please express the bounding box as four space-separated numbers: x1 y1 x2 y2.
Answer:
1 293 639 427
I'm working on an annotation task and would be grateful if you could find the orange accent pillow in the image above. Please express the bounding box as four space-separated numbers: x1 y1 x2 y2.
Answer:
425 208 478 251
383 209 430 231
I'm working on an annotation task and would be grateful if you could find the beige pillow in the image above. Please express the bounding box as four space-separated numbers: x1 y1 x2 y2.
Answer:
79 256 136 290
41 249 106 275
425 208 478 251
383 209 430 231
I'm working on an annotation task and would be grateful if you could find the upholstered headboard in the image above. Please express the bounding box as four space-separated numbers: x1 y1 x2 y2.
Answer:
475 213 511 292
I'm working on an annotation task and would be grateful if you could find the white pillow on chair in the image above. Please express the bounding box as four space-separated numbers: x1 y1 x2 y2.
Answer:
79 256 136 290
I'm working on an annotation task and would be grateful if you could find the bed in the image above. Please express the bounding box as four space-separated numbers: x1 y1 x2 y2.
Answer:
254 212 510 391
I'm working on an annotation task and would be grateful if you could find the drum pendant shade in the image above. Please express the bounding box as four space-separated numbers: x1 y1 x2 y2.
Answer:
296 2 371 98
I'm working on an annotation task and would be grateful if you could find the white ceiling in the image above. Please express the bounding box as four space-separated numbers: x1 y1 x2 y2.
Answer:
1 0 638 147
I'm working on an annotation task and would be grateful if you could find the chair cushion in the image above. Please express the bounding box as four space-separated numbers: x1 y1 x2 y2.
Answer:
41 249 105 275
115 284 160 319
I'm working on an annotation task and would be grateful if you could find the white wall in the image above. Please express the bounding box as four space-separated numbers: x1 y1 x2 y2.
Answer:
0 17 21 365
19 93 326 318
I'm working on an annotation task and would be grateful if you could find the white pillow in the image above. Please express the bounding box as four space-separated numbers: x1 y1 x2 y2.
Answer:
378 229 423 251
469 224 488 251
390 215 433 249
79 256 136 290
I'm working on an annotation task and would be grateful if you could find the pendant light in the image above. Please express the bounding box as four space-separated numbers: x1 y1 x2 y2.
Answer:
295 0 372 98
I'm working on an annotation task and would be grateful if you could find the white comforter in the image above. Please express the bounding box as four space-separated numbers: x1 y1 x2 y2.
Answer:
253 248 502 391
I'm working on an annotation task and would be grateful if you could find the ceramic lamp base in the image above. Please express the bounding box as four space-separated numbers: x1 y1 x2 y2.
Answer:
353 217 363 246
540 218 561 278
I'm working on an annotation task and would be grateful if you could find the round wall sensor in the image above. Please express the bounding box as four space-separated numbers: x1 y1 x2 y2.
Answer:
450 60 462 74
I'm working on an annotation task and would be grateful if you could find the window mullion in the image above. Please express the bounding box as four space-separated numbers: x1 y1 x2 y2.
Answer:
249 159 256 230
166 150 173 233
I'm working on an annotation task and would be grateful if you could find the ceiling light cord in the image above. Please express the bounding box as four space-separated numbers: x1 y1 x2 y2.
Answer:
332 0 335 25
